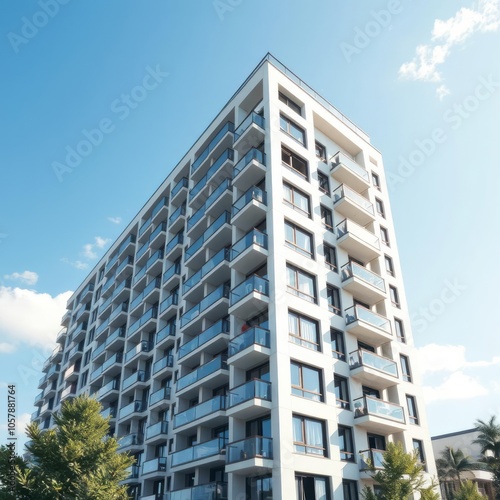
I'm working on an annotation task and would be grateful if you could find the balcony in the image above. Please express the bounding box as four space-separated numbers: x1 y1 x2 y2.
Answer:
55 328 67 343
108 301 128 326
176 355 228 397
171 437 227 468
330 151 370 192
122 370 149 391
341 261 386 304
336 219 380 263
151 195 169 224
142 457 167 476
117 233 136 257
345 305 392 347
149 387 171 408
173 395 226 430
171 177 189 205
34 391 44 406
67 341 84 362
230 229 268 274
95 318 110 339
204 178 233 218
333 184 375 226
124 464 140 481
145 420 169 442
225 436 273 475
228 327 270 369
165 231 184 258
166 482 227 500
79 282 94 303
101 406 117 420
64 363 79 382
155 323 176 348
226 379 272 419
74 302 91 322
349 349 399 389
233 112 265 155
229 275 269 319
71 321 88 343
127 306 158 338
106 326 126 348
233 148 266 190
231 186 267 232
40 401 54 415
125 341 154 363
159 293 178 316
130 277 161 313
359 448 386 471
354 395 406 433
152 354 174 376
119 400 146 420
163 261 181 290
96 379 120 401
118 433 144 451
60 385 76 401
115 255 134 280
169 204 186 232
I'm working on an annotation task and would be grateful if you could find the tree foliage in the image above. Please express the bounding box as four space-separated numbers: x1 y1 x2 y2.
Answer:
436 446 478 483
474 416 500 500
15 395 134 499
361 442 439 500
452 480 486 500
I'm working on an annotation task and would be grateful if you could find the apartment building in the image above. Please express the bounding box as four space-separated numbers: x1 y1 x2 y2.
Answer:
32 54 437 500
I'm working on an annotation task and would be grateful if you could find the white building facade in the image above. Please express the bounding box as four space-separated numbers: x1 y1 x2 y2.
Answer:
32 54 438 500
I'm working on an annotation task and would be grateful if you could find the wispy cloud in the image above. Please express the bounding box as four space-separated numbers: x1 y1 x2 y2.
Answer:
399 0 500 97
82 236 110 259
107 216 122 225
4 270 39 286
423 371 488 403
0 342 15 353
61 258 89 270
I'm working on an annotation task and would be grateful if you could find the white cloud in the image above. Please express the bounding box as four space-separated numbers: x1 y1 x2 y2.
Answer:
423 371 488 403
61 258 89 270
4 270 39 286
0 286 73 347
436 84 451 100
0 342 15 353
399 0 500 95
82 236 110 259
108 216 122 225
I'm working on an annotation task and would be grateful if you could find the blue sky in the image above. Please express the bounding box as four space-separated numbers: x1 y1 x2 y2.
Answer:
1 0 499 447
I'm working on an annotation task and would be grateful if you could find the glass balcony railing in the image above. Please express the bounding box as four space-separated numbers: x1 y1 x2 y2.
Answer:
226 436 273 463
152 195 169 218
109 302 128 322
191 122 234 174
234 112 265 140
125 341 153 363
150 221 168 243
165 232 184 254
231 229 267 261
345 305 391 334
60 385 76 400
180 283 229 327
136 240 149 260
68 341 83 358
336 219 380 250
173 395 226 429
353 395 405 423
156 323 176 344
74 303 90 320
187 205 204 231
232 186 267 217
185 212 231 260
163 261 181 283
118 234 136 255
183 248 230 294
78 282 95 300
102 352 123 372
149 386 171 406
95 319 109 337
177 355 228 392
233 148 266 177
34 391 43 403
102 278 114 294
133 264 147 285
333 184 374 214
341 262 385 291
146 420 169 440
160 293 178 314
106 326 126 347
205 177 232 208
349 349 398 377
152 355 174 375
142 457 167 475
127 306 158 336
190 149 234 199
101 406 117 419
228 379 271 408
169 204 186 225
118 433 143 449
119 400 146 419
122 370 149 390
178 319 229 360
229 275 269 306
96 379 120 398
359 448 386 470
139 215 153 237
130 277 161 311
146 248 164 270
171 437 227 467
166 482 228 500
171 177 188 198
331 151 369 182
105 253 119 273
115 255 134 276
125 464 140 479
228 327 270 357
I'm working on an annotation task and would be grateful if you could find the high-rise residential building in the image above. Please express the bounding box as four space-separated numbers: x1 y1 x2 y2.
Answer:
32 54 438 500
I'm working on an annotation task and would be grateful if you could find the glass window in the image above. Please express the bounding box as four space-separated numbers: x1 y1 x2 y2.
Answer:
283 182 311 216
413 439 425 466
291 362 323 402
285 221 314 258
327 285 342 316
280 114 306 145
380 226 390 246
338 425 355 462
343 480 359 500
247 474 273 500
334 375 350 409
406 395 419 425
279 91 301 114
323 244 338 272
315 142 327 162
296 474 331 500
320 205 333 232
375 198 385 218
282 146 308 177
372 172 381 190
384 255 394 276
288 311 320 351
394 318 405 343
331 328 346 361
389 285 400 307
286 264 317 303
318 171 329 194
400 355 412 382
293 415 327 456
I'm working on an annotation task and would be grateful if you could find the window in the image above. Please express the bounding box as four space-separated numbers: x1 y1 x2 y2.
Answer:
372 172 381 190
292 415 327 456
296 474 331 500
91 309 98 324
83 349 92 366
334 375 350 409
291 362 323 401
406 395 419 425
323 244 338 272
331 328 346 361
247 362 270 382
279 91 301 114
389 285 400 307
400 355 412 382
320 205 333 232
327 285 342 316
394 318 405 343
384 255 394 276
343 480 359 500
413 439 425 466
282 146 308 177
246 475 272 500
315 141 327 162
380 226 390 246
338 425 355 462
280 114 306 145
283 182 311 216
80 370 88 388
286 264 317 303
375 198 385 218
288 311 320 351
285 221 314 257
318 171 329 194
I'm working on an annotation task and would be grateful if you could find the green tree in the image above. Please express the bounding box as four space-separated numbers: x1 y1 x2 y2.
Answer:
16 395 134 499
452 480 486 500
474 416 500 500
361 442 439 500
0 445 30 499
436 446 480 498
